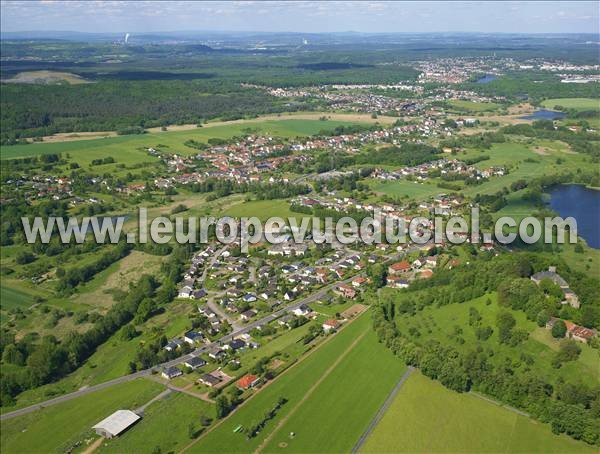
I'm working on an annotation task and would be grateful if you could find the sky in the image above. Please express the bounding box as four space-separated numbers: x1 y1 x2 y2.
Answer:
1 1 598 34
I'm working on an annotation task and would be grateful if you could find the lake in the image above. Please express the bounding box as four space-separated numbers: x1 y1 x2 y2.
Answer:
476 74 497 84
549 185 600 249
520 109 566 121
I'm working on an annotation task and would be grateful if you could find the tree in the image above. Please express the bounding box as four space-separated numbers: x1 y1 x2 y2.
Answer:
2 344 24 366
15 251 35 265
555 339 581 363
551 320 567 338
536 309 551 327
368 264 386 288
188 422 197 439
215 395 230 419
496 311 516 344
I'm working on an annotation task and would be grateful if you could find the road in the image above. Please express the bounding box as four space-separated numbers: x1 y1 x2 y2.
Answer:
1 246 418 421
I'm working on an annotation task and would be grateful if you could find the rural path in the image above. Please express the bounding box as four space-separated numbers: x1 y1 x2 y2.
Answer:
254 328 370 453
351 366 415 454
135 388 173 415
81 437 103 454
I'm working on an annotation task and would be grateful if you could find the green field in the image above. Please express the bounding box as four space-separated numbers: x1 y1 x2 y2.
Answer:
369 179 447 200
188 311 407 453
447 100 502 112
0 284 33 310
0 378 164 454
261 328 407 453
98 392 215 454
223 199 298 221
541 98 599 111
361 371 594 453
0 118 364 161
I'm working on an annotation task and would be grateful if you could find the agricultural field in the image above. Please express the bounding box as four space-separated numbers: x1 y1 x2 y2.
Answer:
541 98 599 111
0 118 366 161
187 311 408 453
446 100 503 113
0 378 164 454
360 371 594 453
223 199 298 221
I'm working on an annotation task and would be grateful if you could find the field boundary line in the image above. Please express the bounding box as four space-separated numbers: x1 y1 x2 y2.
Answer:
351 365 414 454
179 310 370 453
254 328 370 453
469 391 530 417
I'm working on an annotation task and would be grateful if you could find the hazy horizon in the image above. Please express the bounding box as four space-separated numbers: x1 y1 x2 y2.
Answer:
1 1 598 35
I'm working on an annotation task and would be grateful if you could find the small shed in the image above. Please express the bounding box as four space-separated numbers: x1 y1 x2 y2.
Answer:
92 410 141 438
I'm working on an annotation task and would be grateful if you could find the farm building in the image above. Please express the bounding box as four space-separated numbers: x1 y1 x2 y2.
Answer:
92 410 141 439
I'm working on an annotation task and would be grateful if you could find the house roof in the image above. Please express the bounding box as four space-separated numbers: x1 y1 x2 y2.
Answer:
570 325 596 339
237 374 259 389
323 319 340 328
390 261 410 271
93 410 141 437
199 373 221 385
185 357 206 367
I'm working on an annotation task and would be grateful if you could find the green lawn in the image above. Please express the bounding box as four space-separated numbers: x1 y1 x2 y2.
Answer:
0 378 164 454
361 371 595 453
98 392 215 454
188 311 408 453
541 98 599 111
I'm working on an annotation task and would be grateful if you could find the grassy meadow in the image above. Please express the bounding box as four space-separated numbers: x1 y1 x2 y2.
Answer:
541 98 599 111
188 311 407 453
0 378 164 454
385 291 599 388
360 371 595 453
98 392 215 454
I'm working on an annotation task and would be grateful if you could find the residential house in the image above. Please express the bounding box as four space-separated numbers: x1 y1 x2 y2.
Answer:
334 284 357 299
292 304 310 316
162 366 183 380
388 261 411 275
184 357 207 370
237 374 261 390
322 319 341 332
198 373 222 387
183 330 203 345
240 309 257 321
164 339 185 352
387 275 410 289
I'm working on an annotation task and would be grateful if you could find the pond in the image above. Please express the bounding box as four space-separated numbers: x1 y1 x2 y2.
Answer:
475 74 497 84
549 185 600 249
520 109 566 121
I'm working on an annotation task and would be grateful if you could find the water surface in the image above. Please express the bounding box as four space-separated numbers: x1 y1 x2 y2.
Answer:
549 185 600 249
